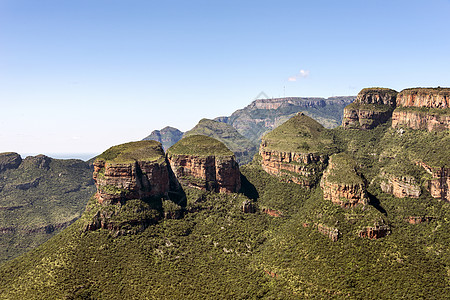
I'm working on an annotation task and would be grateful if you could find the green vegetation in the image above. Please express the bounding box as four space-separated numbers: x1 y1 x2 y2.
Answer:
400 87 450 95
218 96 355 143
345 101 394 112
325 153 364 185
0 155 95 263
183 118 257 165
167 135 234 157
261 113 338 154
394 106 450 116
96 140 165 164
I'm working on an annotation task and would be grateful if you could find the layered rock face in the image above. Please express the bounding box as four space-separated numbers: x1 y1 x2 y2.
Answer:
320 153 368 207
167 135 241 193
358 225 390 239
260 146 327 187
342 88 397 129
392 88 450 131
396 88 450 108
379 173 421 198
416 161 449 202
259 113 336 188
93 141 170 205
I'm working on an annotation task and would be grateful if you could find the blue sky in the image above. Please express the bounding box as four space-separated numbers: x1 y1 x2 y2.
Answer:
1 0 449 157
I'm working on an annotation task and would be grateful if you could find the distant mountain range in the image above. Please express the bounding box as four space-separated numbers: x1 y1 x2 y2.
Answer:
144 96 355 161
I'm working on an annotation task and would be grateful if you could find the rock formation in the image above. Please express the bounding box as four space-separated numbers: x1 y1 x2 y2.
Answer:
93 141 170 205
342 88 398 129
167 135 241 193
320 153 368 207
259 113 335 188
358 225 390 239
0 152 22 172
416 161 450 202
392 88 450 131
183 118 257 165
379 172 421 198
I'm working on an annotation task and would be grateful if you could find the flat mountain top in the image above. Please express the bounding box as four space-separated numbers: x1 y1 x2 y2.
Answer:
96 140 165 164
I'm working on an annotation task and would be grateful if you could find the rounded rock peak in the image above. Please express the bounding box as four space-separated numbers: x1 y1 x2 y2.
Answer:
167 135 234 157
356 87 398 107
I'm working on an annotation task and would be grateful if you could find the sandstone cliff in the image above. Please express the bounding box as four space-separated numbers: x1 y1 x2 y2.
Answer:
167 135 241 193
93 141 170 205
379 172 421 198
416 161 449 202
320 153 368 207
342 88 397 129
392 88 450 131
259 113 336 188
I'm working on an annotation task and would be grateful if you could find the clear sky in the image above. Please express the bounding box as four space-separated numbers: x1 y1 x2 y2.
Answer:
1 0 449 157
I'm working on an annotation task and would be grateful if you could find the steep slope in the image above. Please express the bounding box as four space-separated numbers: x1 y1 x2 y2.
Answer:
183 118 257 165
167 135 241 193
0 153 95 263
342 87 397 129
259 112 338 187
216 96 355 143
142 126 183 150
392 87 450 131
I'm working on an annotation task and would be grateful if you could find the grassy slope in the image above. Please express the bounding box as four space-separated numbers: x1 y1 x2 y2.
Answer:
183 118 257 164
261 113 337 154
167 135 234 157
96 140 165 163
0 157 95 264
1 116 449 299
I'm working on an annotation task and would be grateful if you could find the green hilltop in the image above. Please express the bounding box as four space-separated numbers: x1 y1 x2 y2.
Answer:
261 112 338 154
167 135 234 157
96 140 165 164
183 118 257 164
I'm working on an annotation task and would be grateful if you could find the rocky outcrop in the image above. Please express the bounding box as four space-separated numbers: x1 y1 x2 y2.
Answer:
392 88 450 131
379 173 421 198
406 216 433 224
167 135 241 194
358 225 390 239
167 154 241 193
342 88 397 129
320 153 368 207
93 141 170 205
417 161 449 202
19 155 51 170
0 152 22 172
392 109 450 131
316 224 340 241
396 88 450 108
259 146 327 187
261 208 283 217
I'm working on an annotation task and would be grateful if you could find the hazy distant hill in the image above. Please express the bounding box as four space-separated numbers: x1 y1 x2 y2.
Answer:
215 96 355 143
183 118 257 165
0 153 95 263
142 126 183 150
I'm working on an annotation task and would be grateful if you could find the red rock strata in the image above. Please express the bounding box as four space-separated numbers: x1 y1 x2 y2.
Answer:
416 161 449 202
380 173 421 198
358 225 390 239
93 159 169 205
259 145 327 188
166 154 240 193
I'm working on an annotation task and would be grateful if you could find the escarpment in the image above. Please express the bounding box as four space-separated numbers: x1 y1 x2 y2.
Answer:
166 135 241 193
93 141 170 205
259 113 336 188
392 88 450 131
320 153 369 207
342 88 398 129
